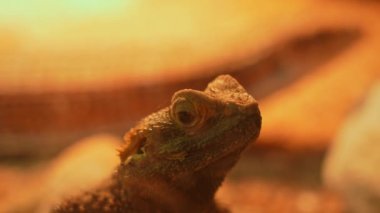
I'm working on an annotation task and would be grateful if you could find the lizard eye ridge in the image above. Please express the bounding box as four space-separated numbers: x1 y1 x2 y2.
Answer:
170 97 202 128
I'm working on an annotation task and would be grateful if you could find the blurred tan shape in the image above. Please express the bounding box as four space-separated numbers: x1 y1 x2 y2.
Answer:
0 134 120 213
323 83 380 213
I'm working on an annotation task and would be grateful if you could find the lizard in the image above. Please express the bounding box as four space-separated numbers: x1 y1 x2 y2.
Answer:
53 74 262 213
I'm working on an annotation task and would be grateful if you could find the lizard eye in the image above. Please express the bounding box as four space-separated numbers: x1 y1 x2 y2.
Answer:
177 110 195 125
170 97 201 128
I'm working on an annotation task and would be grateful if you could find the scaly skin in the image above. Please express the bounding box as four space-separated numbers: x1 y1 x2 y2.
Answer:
53 75 261 213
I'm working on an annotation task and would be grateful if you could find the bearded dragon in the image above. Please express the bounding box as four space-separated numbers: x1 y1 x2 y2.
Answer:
53 75 261 212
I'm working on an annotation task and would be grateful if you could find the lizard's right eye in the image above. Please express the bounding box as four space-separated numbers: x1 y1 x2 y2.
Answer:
170 97 202 128
177 110 195 125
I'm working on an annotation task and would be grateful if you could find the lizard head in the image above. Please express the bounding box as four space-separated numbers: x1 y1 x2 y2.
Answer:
120 75 261 181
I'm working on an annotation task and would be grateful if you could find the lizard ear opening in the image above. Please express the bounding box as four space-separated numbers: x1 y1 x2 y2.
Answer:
120 131 148 162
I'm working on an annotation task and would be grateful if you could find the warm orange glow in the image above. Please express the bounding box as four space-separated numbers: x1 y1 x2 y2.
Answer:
0 0 311 93
1 0 380 212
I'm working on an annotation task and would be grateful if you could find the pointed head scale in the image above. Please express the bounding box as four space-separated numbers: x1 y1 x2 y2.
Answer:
205 74 255 105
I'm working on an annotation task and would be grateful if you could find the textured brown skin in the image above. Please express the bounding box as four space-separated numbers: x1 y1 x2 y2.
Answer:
53 75 261 213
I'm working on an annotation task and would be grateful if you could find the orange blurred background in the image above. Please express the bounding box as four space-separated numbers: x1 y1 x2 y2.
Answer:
0 0 379 212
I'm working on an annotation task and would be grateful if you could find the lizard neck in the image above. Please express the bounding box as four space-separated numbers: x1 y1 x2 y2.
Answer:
169 151 242 209
117 151 241 211
172 169 225 206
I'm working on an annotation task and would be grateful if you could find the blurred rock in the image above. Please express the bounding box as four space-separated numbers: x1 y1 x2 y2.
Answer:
41 134 120 210
0 28 359 158
2 0 380 159
323 83 380 213
0 134 120 213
